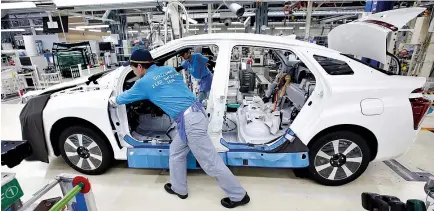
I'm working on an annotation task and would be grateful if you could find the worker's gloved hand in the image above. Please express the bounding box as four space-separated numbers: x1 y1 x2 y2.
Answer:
175 66 184 72
181 60 189 69
109 96 117 107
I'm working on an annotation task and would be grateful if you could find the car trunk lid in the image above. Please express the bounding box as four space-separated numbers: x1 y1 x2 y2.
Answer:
328 7 426 64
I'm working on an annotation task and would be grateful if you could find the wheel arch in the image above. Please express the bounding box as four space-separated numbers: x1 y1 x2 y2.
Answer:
50 117 114 157
308 124 378 161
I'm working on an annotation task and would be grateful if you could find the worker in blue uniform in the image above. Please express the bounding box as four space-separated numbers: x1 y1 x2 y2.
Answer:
109 50 250 208
176 48 215 104
131 40 144 53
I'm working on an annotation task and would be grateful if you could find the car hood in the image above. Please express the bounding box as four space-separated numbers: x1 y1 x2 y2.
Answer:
328 7 425 64
23 66 128 99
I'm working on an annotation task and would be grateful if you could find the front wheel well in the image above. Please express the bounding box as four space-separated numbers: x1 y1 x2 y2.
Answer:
308 124 378 161
50 117 112 156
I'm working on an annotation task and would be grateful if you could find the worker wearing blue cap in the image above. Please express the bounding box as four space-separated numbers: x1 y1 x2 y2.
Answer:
176 48 215 105
109 49 249 208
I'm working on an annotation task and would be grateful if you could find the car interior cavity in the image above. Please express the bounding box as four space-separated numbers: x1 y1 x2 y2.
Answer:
121 46 316 145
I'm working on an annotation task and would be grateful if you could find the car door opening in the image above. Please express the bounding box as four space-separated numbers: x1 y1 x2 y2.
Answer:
223 46 317 145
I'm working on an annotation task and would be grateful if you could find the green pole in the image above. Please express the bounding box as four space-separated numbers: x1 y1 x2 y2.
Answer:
48 182 84 211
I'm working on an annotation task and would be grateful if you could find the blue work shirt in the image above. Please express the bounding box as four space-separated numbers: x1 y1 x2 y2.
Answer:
116 65 197 118
132 45 144 53
181 53 213 92
181 53 211 79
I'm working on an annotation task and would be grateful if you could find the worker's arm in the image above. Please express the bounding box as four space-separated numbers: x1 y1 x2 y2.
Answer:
176 60 189 72
116 79 149 105
207 60 216 68
175 66 184 72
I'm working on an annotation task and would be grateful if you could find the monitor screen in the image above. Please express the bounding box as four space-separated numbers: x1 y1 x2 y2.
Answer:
42 16 69 33
19 57 32 66
99 42 112 51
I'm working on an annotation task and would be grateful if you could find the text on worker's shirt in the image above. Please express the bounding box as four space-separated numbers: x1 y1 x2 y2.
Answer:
151 70 179 89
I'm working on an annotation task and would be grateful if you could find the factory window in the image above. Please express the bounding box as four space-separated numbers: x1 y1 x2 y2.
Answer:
313 55 354 75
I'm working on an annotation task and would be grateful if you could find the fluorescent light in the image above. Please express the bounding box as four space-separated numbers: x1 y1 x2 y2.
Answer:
89 29 101 32
128 30 138 33
107 31 111 33
53 0 153 7
188 28 199 31
35 28 43 31
1 29 26 32
210 28 221 31
299 27 306 29
251 27 270 30
275 27 294 30
2 2 36 9
228 28 245 30
76 25 109 29
232 22 243 25
69 22 87 25
69 28 85 31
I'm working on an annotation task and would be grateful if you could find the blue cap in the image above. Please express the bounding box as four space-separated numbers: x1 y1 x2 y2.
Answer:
130 49 153 64
122 61 130 67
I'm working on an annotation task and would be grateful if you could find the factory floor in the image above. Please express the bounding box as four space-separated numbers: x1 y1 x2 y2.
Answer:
2 104 434 211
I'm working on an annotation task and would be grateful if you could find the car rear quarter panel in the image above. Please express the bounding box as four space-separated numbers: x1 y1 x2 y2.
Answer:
42 89 123 159
292 59 417 161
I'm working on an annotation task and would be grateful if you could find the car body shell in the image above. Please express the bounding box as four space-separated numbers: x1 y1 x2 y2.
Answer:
41 33 425 163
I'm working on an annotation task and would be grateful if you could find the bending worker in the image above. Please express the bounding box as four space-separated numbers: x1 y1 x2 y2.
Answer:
110 50 250 208
176 48 215 104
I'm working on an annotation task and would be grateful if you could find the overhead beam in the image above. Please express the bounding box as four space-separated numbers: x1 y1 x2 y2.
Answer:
58 11 119 23
320 14 357 24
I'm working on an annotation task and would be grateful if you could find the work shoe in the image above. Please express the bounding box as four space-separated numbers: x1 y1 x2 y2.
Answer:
221 193 250 208
164 183 188 199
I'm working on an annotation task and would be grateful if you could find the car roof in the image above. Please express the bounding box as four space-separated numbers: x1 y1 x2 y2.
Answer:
165 33 338 53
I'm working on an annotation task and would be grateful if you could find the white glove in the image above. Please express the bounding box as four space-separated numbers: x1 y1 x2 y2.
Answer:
109 96 117 107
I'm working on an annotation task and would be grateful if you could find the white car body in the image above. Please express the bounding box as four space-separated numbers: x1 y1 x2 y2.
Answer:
43 34 426 159
21 8 430 185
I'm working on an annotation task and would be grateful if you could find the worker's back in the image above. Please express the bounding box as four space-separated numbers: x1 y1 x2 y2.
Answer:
139 65 197 118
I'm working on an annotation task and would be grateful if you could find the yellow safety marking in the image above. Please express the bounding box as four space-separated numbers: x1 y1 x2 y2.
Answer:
421 127 434 131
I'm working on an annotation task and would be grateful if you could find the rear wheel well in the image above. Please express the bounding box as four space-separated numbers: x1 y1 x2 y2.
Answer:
308 124 378 161
50 117 112 156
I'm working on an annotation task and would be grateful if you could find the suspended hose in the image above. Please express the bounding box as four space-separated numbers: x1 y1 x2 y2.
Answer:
163 1 190 43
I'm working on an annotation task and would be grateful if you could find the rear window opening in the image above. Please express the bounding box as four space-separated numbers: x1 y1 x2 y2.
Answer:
313 55 354 75
342 54 397 75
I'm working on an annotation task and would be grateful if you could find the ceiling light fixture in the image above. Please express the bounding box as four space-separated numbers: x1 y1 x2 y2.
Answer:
53 0 154 7
69 28 85 31
1 29 26 32
88 29 101 32
2 2 36 9
76 25 109 29
35 28 44 31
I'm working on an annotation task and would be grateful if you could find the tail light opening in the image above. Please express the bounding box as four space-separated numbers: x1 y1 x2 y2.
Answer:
409 93 431 130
